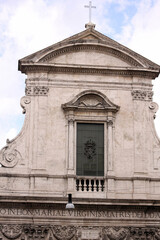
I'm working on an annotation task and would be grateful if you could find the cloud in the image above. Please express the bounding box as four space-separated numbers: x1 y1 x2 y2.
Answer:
0 128 18 149
114 0 160 137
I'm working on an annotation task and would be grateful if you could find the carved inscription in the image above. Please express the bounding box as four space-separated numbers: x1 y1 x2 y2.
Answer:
1 208 160 220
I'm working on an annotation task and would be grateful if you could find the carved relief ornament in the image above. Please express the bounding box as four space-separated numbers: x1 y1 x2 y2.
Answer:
0 144 22 168
52 225 77 240
20 96 31 114
131 90 153 101
0 225 160 240
25 86 49 96
149 102 159 119
1 225 23 239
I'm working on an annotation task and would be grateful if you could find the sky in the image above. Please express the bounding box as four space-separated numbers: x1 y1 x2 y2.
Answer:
0 0 160 148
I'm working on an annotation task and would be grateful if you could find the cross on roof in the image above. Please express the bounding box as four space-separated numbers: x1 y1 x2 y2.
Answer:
84 1 96 23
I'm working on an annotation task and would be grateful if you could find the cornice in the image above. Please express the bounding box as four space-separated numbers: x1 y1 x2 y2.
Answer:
20 64 159 78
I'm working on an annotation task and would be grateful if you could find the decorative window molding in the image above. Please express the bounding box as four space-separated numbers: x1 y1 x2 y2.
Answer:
131 90 153 101
62 90 120 191
62 90 119 112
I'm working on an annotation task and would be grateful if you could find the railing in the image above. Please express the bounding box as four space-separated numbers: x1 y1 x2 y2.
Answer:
76 178 105 192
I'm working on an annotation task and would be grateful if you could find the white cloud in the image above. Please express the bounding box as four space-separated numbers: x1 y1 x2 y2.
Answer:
114 0 160 137
0 128 18 149
5 128 18 141
0 98 22 115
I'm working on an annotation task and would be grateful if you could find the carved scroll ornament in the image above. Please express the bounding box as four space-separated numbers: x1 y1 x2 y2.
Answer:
0 144 22 168
20 96 31 114
149 102 159 119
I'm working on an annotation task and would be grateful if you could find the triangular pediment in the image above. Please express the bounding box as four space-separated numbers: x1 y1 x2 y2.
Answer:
18 27 160 76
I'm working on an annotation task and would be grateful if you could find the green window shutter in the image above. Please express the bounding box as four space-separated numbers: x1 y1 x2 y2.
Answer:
76 123 104 176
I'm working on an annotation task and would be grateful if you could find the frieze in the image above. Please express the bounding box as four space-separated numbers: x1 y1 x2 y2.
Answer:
25 86 49 96
1 207 160 220
0 225 160 240
131 90 153 101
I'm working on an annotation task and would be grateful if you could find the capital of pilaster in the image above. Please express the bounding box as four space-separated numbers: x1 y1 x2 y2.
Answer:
107 117 115 127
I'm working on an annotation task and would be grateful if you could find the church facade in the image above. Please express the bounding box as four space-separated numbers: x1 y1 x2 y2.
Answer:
0 23 160 239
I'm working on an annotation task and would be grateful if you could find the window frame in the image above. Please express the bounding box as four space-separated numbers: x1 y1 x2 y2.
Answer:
75 121 106 177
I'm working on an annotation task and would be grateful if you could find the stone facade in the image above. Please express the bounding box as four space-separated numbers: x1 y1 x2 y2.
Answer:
0 24 160 239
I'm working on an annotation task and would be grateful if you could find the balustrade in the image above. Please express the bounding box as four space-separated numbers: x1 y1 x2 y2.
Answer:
76 178 105 192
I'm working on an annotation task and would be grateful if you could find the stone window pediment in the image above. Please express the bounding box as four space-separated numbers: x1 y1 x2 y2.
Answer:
62 90 119 113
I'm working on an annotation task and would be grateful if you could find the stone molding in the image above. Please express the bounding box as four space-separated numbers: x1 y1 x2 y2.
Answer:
0 225 160 240
20 65 159 78
131 90 153 101
25 86 49 96
39 45 142 67
62 90 120 113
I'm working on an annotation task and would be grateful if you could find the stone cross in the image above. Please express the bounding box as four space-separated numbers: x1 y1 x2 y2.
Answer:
84 1 96 23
